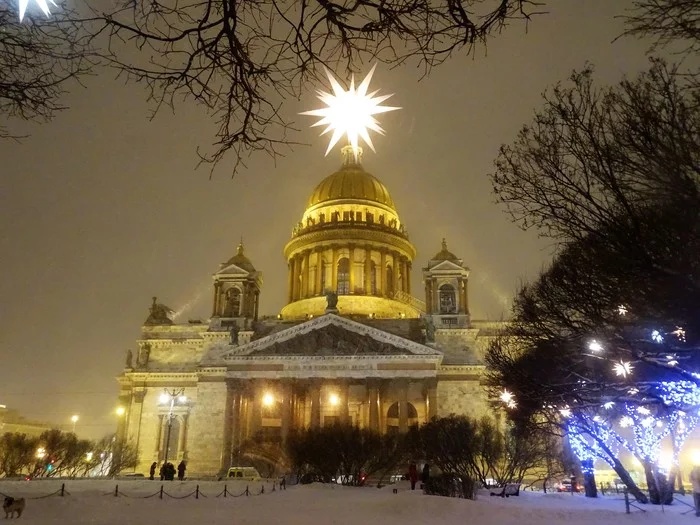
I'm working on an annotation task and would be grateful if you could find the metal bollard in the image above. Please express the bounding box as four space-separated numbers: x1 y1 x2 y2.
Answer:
196 485 199 499
60 483 65 497
224 484 228 498
114 484 119 497
261 484 265 494
245 485 249 496
160 485 164 499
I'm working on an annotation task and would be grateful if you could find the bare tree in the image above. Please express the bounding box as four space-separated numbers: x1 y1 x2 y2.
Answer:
623 1 700 56
85 0 544 173
1 3 95 138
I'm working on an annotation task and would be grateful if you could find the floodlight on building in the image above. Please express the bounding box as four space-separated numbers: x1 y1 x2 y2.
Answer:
329 393 340 406
116 407 126 416
178 395 187 404
262 393 275 406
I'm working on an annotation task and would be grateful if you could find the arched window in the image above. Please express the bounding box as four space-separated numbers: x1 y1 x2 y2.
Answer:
337 258 350 295
386 402 419 434
370 261 377 295
386 265 394 295
439 284 457 314
224 287 241 317
160 416 180 461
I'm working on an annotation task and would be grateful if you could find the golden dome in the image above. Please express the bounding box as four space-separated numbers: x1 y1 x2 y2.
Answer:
307 164 395 210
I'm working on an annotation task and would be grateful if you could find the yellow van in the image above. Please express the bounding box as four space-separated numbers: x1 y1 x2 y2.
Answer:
227 467 262 481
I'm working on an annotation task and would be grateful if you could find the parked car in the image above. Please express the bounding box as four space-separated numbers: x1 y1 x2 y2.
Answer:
227 466 261 481
556 480 581 492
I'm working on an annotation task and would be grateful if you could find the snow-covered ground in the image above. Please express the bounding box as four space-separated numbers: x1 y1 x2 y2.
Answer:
0 478 697 524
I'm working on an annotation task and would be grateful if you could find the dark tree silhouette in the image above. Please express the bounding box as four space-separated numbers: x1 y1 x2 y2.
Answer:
86 0 544 173
1 3 94 137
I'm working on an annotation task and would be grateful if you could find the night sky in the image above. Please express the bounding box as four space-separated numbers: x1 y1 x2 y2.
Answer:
0 0 659 438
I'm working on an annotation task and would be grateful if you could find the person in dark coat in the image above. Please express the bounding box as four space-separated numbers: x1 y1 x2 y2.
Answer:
177 461 186 481
149 462 157 480
166 462 176 481
159 463 166 481
409 462 418 491
421 463 430 488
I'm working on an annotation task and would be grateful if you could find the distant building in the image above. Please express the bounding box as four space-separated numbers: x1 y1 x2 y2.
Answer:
0 407 59 437
117 147 504 476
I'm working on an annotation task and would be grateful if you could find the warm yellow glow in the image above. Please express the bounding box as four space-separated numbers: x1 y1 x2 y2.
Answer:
691 449 700 465
329 393 340 406
301 64 399 158
262 393 274 407
36 447 46 459
85 452 93 462
71 415 79 423
658 450 672 471
159 393 170 404
115 407 126 416
178 395 187 404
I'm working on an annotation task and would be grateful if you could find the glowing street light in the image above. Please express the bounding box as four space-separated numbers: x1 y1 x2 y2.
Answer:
159 389 187 465
36 447 46 459
301 64 400 160
116 407 126 417
329 393 340 406
587 340 603 353
71 415 79 433
262 393 274 407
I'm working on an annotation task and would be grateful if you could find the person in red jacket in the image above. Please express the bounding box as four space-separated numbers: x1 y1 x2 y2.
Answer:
409 463 418 490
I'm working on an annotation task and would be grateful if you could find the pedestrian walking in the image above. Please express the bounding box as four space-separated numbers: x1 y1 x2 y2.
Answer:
409 462 418 491
177 461 187 481
149 462 157 480
691 465 700 516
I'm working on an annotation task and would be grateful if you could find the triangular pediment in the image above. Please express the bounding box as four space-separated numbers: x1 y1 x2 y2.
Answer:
206 314 441 362
215 263 253 276
428 259 469 272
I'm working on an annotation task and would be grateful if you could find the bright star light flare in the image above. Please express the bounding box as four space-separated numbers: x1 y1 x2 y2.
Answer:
18 0 56 22
301 65 400 159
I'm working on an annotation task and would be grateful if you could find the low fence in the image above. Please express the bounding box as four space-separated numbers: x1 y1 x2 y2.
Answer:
0 480 290 502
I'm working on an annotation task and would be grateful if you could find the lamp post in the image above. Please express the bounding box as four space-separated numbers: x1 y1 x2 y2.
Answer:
71 415 79 433
159 389 186 465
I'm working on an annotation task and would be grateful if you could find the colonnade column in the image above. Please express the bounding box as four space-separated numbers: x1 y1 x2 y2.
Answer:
302 250 311 299
310 381 322 428
221 384 235 471
155 415 164 459
426 379 438 421
349 244 356 294
178 415 188 460
406 262 412 295
364 246 372 295
339 381 350 424
314 248 323 296
368 379 380 432
461 280 469 315
281 380 293 444
425 280 433 314
248 381 262 437
391 253 399 295
212 282 221 316
379 250 387 297
287 260 294 303
291 255 301 301
397 379 409 434
331 248 339 293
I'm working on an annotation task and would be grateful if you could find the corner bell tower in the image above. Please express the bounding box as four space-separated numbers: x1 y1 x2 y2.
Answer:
210 242 263 326
422 239 470 328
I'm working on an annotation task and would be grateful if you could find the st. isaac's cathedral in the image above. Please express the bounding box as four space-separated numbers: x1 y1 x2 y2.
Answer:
116 146 505 477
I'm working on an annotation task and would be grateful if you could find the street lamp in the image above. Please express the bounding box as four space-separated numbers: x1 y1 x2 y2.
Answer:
159 389 186 465
71 415 79 433
115 407 126 417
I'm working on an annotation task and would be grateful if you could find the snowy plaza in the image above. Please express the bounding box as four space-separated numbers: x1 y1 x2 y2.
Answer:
0 479 698 525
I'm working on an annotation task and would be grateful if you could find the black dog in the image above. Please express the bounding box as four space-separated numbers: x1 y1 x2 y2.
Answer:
3 496 25 518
